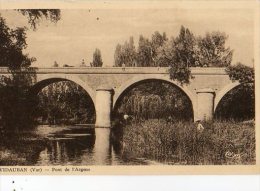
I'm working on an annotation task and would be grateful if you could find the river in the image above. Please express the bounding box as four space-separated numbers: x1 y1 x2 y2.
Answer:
0 125 160 166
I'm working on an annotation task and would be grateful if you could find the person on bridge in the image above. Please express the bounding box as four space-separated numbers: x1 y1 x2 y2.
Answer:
122 63 126 71
80 59 86 67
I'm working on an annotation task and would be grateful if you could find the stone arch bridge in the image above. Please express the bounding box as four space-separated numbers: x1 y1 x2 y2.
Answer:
0 67 240 127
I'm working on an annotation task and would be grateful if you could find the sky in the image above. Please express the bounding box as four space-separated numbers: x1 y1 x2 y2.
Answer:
0 5 255 67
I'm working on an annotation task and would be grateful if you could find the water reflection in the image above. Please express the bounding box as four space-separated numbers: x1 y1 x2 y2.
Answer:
92 128 112 165
37 133 96 165
35 125 108 165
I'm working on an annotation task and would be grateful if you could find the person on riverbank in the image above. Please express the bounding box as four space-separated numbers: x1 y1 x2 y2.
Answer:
195 119 204 132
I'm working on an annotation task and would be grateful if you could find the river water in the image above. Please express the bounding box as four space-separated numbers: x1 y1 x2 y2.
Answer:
0 125 159 166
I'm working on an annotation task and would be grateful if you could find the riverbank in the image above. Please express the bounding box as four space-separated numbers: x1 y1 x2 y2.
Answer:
119 119 255 165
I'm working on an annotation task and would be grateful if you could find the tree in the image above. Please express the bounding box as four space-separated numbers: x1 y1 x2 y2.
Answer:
0 67 38 129
151 31 167 66
0 9 61 69
0 17 36 69
156 27 233 84
151 31 167 49
114 37 137 67
114 44 123 67
0 9 61 129
137 35 153 67
156 26 196 84
123 37 137 67
196 32 233 67
226 63 254 85
171 26 197 67
91 48 103 67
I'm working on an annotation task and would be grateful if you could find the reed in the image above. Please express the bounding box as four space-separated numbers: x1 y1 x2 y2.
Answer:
119 119 255 165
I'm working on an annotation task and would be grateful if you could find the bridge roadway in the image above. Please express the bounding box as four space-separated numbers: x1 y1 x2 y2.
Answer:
0 67 240 126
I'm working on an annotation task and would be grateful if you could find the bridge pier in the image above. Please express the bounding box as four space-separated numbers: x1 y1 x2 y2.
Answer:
93 88 113 164
196 88 215 121
95 88 114 127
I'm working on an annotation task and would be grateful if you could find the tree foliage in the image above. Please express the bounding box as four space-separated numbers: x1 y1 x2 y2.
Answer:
114 32 167 67
136 35 153 67
0 9 60 68
114 37 136 67
37 81 95 125
0 9 60 129
18 9 61 30
156 26 196 84
114 81 193 121
114 26 233 85
91 48 103 67
151 31 167 57
0 68 37 130
138 31 168 67
0 17 36 69
196 32 233 67
226 63 254 85
215 63 255 121
215 85 254 121
158 26 233 84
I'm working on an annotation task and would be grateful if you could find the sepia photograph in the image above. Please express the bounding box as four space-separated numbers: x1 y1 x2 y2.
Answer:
0 0 259 174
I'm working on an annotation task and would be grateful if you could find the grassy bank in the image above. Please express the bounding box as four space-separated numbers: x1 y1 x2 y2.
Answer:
118 120 255 165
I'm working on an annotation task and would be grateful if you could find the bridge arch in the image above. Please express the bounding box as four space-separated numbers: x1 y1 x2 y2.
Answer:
214 81 240 112
28 74 97 124
113 76 196 119
30 74 96 103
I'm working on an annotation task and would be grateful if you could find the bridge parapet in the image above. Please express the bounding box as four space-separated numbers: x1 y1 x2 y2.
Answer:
0 67 227 75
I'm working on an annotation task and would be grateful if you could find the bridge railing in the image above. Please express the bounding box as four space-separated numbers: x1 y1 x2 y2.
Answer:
0 67 227 74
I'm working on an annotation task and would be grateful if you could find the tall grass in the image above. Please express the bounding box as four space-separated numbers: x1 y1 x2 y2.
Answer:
116 120 255 165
